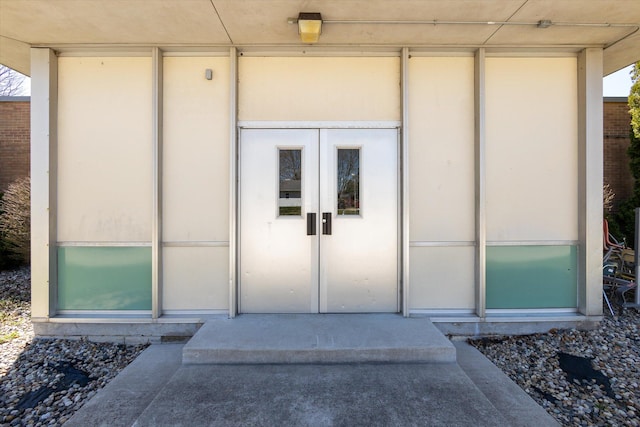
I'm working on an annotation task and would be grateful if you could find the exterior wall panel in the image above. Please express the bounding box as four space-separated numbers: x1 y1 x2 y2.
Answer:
408 56 475 242
162 247 229 311
238 57 400 122
162 56 230 242
408 56 475 310
409 246 475 310
57 57 153 242
485 57 578 242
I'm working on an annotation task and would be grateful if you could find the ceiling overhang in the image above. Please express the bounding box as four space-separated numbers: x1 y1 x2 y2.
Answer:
0 0 638 76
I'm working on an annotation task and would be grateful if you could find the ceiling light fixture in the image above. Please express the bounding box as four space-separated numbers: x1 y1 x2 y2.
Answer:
296 12 323 43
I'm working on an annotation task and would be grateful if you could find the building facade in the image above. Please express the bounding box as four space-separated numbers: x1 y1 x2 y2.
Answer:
1 1 639 340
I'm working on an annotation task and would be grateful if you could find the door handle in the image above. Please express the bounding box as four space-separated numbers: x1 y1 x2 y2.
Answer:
322 212 332 235
307 213 316 235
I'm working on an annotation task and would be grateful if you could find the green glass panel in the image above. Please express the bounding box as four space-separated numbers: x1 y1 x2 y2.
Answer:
58 247 152 310
486 245 577 309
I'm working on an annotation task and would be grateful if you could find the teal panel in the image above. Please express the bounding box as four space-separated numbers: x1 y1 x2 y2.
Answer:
58 247 152 310
486 246 577 309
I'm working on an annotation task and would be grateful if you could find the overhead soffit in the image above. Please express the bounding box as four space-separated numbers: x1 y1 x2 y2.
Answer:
487 25 633 46
0 36 29 75
214 0 519 45
0 0 638 75
603 30 640 75
489 0 640 48
0 0 231 44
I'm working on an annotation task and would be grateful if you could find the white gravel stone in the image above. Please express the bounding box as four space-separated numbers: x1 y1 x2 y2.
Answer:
471 307 640 426
0 267 147 426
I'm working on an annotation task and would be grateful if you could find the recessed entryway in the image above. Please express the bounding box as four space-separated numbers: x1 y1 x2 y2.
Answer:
239 128 399 313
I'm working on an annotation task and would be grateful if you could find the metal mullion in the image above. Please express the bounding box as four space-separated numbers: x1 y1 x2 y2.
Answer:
318 129 326 313
401 47 410 317
229 47 238 317
474 48 487 319
151 47 163 319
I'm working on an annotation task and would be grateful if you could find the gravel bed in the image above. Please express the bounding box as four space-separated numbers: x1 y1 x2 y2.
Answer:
471 308 640 426
0 267 147 426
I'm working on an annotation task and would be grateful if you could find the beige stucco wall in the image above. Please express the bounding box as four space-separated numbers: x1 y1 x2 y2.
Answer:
162 56 230 311
485 56 578 242
238 56 401 122
57 57 153 242
162 246 229 311
408 56 476 310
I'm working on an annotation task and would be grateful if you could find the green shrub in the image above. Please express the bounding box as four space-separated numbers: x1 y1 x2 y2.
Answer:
0 192 16 270
0 177 30 267
611 129 640 249
0 191 20 270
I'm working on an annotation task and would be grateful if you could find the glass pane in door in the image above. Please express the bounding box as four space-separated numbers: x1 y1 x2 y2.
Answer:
279 149 302 216
337 148 360 215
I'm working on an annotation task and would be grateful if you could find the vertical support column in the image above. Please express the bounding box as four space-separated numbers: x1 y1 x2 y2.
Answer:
229 47 238 318
401 47 410 317
151 47 163 319
30 48 58 321
474 48 486 319
577 48 603 316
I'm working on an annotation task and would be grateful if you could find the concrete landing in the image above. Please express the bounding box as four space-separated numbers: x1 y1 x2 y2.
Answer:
182 314 456 364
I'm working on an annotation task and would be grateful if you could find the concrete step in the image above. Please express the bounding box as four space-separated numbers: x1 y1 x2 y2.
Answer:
182 314 456 364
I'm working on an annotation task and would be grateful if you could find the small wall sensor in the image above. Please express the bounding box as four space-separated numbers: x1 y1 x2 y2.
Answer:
205 69 213 80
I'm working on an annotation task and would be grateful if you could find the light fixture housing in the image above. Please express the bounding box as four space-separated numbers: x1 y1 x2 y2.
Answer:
537 19 552 29
297 12 323 43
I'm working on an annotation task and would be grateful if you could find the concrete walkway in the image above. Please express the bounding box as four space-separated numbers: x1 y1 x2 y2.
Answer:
66 316 559 427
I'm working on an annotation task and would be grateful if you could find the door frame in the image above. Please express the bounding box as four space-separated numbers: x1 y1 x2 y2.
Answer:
235 121 403 315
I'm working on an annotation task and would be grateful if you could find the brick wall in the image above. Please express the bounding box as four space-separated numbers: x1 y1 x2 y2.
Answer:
0 97 30 193
604 97 634 211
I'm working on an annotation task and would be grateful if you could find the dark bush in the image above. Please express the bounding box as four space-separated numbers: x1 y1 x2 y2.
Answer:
0 177 30 267
611 129 640 249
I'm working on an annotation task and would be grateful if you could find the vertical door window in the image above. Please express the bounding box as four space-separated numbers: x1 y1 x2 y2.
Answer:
278 149 302 216
337 148 360 215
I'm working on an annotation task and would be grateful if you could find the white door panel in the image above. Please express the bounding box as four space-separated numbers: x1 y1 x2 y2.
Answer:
320 129 398 312
240 128 398 313
240 129 319 313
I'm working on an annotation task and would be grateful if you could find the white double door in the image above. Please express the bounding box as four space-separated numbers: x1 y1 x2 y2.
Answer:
240 128 398 313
